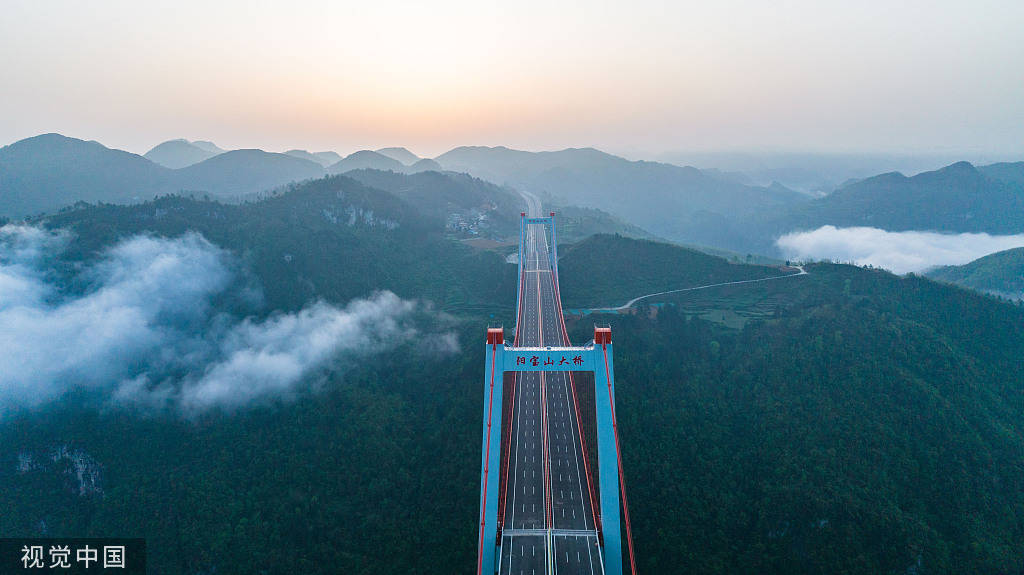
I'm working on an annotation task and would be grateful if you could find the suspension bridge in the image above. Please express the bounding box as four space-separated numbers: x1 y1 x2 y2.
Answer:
477 206 636 575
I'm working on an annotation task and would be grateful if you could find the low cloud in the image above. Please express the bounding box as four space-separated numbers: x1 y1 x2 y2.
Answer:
776 225 1024 274
176 295 415 411
0 225 450 416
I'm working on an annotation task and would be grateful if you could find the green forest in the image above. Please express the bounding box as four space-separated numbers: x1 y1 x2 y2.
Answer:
571 263 1024 574
4 182 1024 574
927 247 1024 301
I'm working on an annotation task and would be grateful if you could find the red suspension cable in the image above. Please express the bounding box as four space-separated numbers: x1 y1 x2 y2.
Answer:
476 342 499 575
601 343 637 575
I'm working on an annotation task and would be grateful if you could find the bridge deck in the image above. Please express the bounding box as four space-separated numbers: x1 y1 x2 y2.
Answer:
498 209 603 575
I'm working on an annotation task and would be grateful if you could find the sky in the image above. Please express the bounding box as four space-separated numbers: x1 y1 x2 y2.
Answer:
1 0 1022 159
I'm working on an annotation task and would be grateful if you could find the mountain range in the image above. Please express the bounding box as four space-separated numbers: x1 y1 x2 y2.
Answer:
782 161 1024 234
0 134 328 217
144 138 345 170
328 150 442 175
433 147 1024 255
434 146 809 251
4 133 1024 262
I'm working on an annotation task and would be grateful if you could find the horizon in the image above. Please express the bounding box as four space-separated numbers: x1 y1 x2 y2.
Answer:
2 0 1022 160
5 132 1022 174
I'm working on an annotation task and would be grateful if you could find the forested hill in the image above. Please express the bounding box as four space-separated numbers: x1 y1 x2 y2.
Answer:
927 246 1024 300
557 234 789 308
343 168 523 238
569 262 1024 573
546 205 662 244
979 161 1024 187
39 174 516 313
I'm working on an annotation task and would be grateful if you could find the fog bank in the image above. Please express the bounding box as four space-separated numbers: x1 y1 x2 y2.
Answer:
0 225 450 416
776 225 1024 274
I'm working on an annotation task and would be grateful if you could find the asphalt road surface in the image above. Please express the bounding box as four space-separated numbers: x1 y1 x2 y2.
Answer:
498 203 603 575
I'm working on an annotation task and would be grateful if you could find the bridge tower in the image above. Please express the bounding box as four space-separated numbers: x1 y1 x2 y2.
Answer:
477 212 633 575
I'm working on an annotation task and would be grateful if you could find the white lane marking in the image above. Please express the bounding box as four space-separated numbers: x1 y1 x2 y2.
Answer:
511 206 606 574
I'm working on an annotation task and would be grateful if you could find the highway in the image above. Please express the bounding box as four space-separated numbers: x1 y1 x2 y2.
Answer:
498 196 603 575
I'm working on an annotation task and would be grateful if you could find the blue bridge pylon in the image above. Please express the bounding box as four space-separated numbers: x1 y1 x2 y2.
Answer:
477 212 635 575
